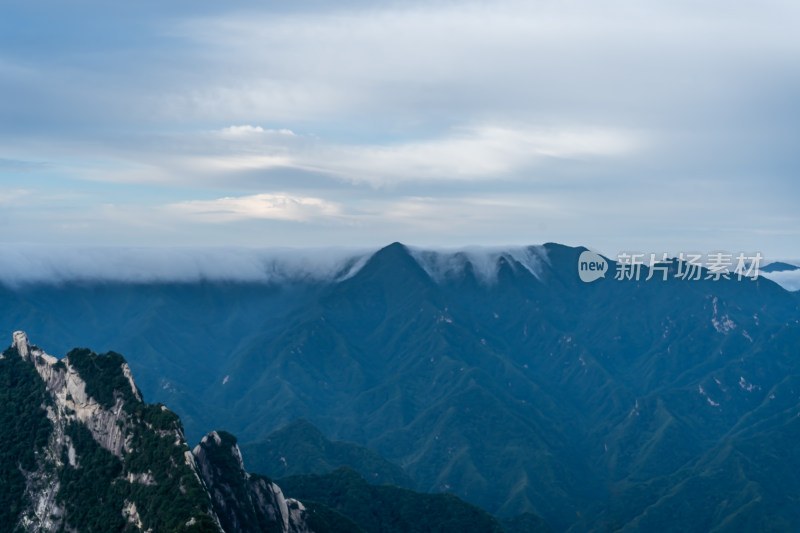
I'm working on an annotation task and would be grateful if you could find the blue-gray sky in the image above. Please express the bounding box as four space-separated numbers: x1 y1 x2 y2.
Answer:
1 0 799 257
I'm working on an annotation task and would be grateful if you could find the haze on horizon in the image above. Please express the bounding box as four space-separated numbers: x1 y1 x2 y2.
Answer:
1 0 799 258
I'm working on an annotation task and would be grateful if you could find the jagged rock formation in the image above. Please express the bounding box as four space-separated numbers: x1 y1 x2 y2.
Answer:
193 431 313 533
2 331 316 533
14 330 139 459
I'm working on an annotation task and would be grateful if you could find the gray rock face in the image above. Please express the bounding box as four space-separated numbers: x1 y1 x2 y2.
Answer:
193 430 314 533
14 330 137 458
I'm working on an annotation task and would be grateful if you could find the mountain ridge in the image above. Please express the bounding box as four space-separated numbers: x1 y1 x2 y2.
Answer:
2 243 799 531
1 331 316 533
240 418 415 489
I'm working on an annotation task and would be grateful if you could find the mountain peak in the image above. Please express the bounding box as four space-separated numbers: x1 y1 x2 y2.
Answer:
344 241 432 287
367 241 415 267
193 429 315 533
762 261 800 273
12 330 30 359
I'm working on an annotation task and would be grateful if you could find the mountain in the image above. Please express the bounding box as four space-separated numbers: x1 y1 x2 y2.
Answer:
277 467 508 533
193 430 324 533
0 281 326 439
0 331 536 533
0 331 317 533
240 419 415 489
2 243 800 531
205 243 800 530
498 513 556 533
761 261 799 272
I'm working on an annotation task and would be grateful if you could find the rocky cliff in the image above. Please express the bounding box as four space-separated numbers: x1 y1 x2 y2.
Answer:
193 431 312 533
1 331 314 533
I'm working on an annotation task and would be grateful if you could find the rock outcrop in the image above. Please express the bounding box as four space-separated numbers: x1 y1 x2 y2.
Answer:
193 430 314 533
3 331 318 533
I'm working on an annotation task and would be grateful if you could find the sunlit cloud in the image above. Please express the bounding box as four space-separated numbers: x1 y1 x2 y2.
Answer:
219 125 295 137
168 193 343 222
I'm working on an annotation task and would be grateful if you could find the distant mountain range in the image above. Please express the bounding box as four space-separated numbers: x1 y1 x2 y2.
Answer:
2 242 799 531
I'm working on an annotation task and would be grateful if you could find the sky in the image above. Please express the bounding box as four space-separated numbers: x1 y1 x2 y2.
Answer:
1 0 799 258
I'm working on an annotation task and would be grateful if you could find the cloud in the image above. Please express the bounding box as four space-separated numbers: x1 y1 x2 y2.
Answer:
169 0 800 128
0 242 555 286
0 187 32 206
219 125 295 136
0 245 373 286
168 193 343 222
0 158 47 173
51 123 638 187
0 244 546 286
409 244 549 284
220 125 266 136
761 269 800 292
302 125 638 185
0 1 798 256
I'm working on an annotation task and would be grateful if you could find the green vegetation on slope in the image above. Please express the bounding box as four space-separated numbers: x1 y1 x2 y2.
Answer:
123 405 214 531
0 341 218 532
498 513 556 533
241 419 414 489
55 402 217 533
302 502 366 533
279 467 505 533
0 346 53 532
58 421 128 531
67 347 140 409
